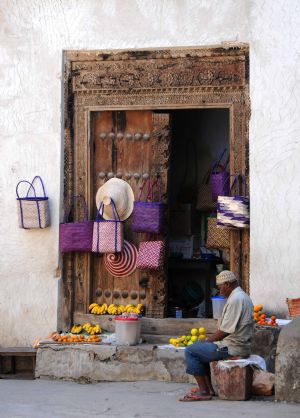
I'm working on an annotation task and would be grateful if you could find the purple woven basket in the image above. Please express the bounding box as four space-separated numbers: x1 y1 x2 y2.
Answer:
210 171 230 202
132 201 165 234
59 195 93 253
132 178 165 234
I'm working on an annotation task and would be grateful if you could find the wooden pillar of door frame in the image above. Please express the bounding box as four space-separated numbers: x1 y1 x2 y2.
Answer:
62 46 250 329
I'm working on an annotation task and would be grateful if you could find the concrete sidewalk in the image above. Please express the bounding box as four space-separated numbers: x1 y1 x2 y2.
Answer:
0 380 299 418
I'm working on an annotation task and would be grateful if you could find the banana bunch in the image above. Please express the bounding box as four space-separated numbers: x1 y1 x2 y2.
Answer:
107 304 124 315
89 303 108 315
82 322 102 335
71 324 83 334
123 303 143 314
88 302 143 315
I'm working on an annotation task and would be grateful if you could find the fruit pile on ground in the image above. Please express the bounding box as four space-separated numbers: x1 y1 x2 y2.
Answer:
51 333 101 343
71 324 83 334
89 303 143 315
82 323 102 335
254 304 278 326
169 327 206 347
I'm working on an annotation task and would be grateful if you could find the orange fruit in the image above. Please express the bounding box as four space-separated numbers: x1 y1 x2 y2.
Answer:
260 313 266 319
254 304 263 313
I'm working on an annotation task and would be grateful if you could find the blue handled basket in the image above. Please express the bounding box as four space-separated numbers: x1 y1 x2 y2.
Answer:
16 176 50 229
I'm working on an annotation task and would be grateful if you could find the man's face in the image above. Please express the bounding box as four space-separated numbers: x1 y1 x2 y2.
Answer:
217 282 232 298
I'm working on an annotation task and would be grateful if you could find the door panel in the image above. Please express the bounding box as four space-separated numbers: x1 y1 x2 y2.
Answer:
92 110 171 317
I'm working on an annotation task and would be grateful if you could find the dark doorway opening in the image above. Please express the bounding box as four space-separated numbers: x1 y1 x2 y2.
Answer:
167 109 230 318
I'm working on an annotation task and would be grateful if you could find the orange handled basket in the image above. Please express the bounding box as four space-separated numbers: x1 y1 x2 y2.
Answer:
286 298 300 318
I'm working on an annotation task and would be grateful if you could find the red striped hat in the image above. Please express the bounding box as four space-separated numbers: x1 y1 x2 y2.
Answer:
104 240 137 277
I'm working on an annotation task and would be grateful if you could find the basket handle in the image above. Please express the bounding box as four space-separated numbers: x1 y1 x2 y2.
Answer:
211 149 228 173
96 198 121 222
64 195 88 223
26 176 47 198
229 174 248 197
137 178 151 201
201 149 228 184
16 180 37 199
149 176 163 201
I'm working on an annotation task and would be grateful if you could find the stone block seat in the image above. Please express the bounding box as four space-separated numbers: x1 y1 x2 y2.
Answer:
211 358 253 401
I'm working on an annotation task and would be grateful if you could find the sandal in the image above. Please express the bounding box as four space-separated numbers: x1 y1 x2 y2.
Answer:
189 387 215 396
179 393 212 402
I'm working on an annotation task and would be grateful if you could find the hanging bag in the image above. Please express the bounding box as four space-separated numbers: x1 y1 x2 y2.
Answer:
92 199 124 253
16 175 50 229
217 174 250 229
210 151 230 202
59 195 94 253
136 239 165 271
197 149 227 211
131 177 165 234
206 216 230 249
196 169 216 211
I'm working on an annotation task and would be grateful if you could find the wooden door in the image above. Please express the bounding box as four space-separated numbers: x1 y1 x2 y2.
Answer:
91 111 171 317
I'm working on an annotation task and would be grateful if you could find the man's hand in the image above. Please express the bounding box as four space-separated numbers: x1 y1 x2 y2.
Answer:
206 330 229 342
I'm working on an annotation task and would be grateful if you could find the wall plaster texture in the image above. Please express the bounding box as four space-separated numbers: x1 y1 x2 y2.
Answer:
0 0 300 345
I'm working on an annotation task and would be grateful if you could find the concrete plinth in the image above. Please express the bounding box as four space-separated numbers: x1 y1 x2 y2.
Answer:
275 317 300 403
35 344 188 383
35 325 281 384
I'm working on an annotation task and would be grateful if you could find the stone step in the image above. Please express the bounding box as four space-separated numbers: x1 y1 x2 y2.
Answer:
142 334 174 344
35 324 281 383
35 343 190 383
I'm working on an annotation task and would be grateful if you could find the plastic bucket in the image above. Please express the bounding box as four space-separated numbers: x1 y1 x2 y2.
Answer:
115 317 141 345
211 296 227 319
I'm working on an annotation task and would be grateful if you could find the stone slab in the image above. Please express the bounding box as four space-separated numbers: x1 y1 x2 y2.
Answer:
35 343 188 383
275 317 300 403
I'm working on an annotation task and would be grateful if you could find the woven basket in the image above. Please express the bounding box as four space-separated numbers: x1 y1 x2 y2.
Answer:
286 298 300 318
92 200 124 253
59 195 93 253
132 177 165 234
206 217 230 249
16 176 50 229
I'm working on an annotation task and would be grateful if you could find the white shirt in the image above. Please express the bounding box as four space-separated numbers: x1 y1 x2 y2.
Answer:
216 286 254 357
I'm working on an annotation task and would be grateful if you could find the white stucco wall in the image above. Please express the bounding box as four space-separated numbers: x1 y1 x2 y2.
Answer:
1 0 299 345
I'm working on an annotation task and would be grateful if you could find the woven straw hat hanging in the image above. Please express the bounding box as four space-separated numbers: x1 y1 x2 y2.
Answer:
95 178 134 221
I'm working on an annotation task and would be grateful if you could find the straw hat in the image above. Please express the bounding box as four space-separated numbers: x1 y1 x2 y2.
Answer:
95 178 134 221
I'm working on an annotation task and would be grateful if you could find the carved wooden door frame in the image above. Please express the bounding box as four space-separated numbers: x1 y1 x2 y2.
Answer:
62 46 250 329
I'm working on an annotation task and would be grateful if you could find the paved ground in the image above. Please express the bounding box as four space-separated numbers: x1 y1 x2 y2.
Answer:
0 379 299 418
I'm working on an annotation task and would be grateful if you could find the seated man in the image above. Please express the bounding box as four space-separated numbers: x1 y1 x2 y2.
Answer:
180 270 254 401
